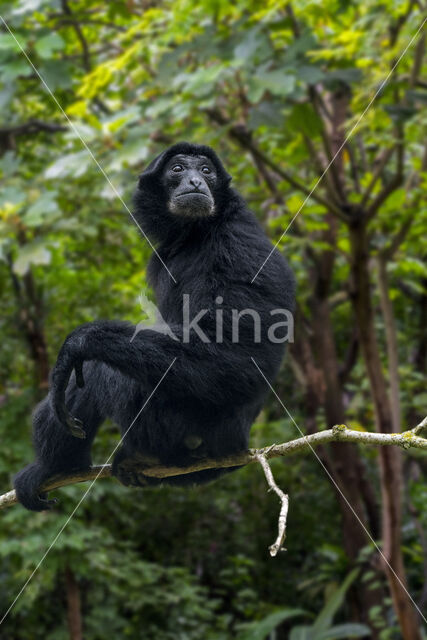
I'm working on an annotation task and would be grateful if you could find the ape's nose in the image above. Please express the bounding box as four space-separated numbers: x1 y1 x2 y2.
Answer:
190 177 201 188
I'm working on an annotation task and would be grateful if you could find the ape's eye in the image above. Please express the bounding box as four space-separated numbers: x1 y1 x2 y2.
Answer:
201 166 211 174
171 164 183 172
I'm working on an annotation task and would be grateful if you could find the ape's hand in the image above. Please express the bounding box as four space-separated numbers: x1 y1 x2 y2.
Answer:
50 327 89 439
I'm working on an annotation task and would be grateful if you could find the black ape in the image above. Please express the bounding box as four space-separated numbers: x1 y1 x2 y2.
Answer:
14 142 294 511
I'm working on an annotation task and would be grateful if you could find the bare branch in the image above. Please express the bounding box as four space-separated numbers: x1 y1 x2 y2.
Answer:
346 141 361 193
302 134 343 204
379 145 427 260
381 215 414 261
389 1 417 47
412 416 427 435
256 450 289 556
0 465 111 510
1 419 425 511
360 146 396 208
60 0 110 115
310 87 346 202
205 108 344 218
366 173 404 219
60 0 91 71
0 120 67 137
408 26 425 88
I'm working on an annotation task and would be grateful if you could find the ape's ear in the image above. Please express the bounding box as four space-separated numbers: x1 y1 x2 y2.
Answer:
138 149 168 189
222 170 232 185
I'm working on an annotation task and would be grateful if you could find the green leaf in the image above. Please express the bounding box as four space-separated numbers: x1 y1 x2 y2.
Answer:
406 89 427 104
11 0 46 15
312 569 360 633
173 64 226 96
254 70 296 97
289 626 314 640
24 192 60 227
238 609 309 640
288 103 323 138
234 27 271 62
145 97 174 119
0 83 15 109
39 60 72 90
316 623 371 639
0 34 26 52
248 102 283 129
234 28 261 60
34 33 65 59
323 68 362 86
396 257 427 277
45 151 91 179
0 185 25 207
0 150 20 178
297 65 325 84
383 104 417 123
13 241 51 275
1 60 32 81
283 32 317 61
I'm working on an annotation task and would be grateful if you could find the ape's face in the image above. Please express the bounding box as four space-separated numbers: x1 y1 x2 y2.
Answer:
162 154 217 218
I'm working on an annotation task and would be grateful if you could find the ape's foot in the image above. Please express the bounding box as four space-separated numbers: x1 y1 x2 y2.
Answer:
51 394 86 439
65 415 86 439
112 450 162 487
14 463 59 511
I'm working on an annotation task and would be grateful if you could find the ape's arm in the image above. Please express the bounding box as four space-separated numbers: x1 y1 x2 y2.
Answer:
50 320 259 437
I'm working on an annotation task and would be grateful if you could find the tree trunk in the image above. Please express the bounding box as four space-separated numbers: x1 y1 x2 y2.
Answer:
65 565 83 640
349 221 422 640
311 294 385 630
21 270 50 393
377 256 401 431
289 211 385 629
9 260 50 394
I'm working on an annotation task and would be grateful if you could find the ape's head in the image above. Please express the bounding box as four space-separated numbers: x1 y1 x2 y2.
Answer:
161 153 217 218
134 143 234 241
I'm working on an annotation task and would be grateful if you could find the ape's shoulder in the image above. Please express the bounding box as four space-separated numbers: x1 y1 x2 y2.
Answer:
222 195 293 289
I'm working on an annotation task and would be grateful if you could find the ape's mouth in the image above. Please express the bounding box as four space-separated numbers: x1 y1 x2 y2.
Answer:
176 192 211 199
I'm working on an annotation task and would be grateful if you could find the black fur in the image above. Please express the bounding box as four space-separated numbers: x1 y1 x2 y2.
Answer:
14 142 294 511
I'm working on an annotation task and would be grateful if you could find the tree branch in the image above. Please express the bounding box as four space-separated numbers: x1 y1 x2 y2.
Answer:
256 449 289 556
1 419 425 511
205 108 344 218
410 30 426 88
60 0 91 71
366 172 404 219
0 120 67 137
360 146 396 208
60 0 110 115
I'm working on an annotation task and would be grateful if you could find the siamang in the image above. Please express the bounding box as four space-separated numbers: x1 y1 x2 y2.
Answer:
14 142 295 511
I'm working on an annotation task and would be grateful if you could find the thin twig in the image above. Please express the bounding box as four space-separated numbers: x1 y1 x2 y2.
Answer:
0 120 67 137
205 108 344 218
360 146 396 208
256 450 289 556
412 416 427 435
367 172 404 219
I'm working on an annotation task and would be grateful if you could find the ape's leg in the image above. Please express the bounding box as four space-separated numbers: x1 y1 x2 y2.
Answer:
112 446 161 487
14 362 115 511
112 415 251 488
49 320 256 436
151 418 251 488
